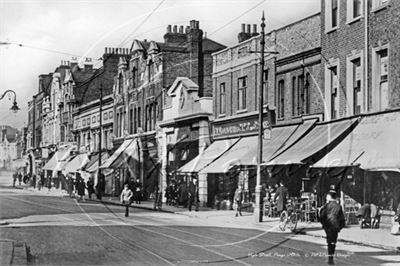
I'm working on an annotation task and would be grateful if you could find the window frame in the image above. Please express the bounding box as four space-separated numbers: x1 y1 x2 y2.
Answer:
237 76 247 112
219 82 226 115
278 79 285 119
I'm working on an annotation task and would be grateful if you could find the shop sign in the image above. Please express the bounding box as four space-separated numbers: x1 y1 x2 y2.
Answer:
213 119 271 138
42 148 49 159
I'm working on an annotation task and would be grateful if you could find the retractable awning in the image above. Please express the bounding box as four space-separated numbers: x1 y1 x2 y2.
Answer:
63 154 89 174
313 111 400 171
200 120 316 173
43 149 72 171
110 138 140 169
84 152 110 173
178 138 239 173
100 139 134 169
266 117 359 166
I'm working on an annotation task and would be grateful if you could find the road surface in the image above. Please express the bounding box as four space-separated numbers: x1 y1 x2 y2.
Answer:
0 171 398 265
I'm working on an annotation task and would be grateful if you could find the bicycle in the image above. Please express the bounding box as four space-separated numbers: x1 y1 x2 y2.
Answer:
278 199 300 232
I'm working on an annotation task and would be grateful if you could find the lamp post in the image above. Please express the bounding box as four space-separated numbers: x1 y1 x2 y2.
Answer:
251 12 278 223
0 90 20 113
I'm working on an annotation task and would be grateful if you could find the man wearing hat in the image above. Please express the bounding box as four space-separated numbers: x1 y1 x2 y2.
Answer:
319 185 345 265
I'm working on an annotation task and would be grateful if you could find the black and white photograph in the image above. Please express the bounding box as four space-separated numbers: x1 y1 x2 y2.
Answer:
0 0 399 265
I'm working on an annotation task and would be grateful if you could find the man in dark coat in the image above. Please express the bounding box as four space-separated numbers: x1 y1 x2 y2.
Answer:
187 179 199 212
319 189 345 265
132 179 143 204
273 181 289 214
86 178 95 199
96 173 105 200
76 178 86 202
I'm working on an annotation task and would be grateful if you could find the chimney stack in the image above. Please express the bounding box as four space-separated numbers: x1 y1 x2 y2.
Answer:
173 25 177 33
238 23 252 43
84 58 93 72
167 25 172 33
179 25 184 33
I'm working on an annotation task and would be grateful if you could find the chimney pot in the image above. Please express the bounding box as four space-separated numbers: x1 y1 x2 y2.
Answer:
105 47 107 53
173 25 177 33
247 24 251 33
190 20 195 29
179 25 184 33
241 24 246 32
186 26 190 33
167 25 171 33
253 24 257 33
195 21 199 29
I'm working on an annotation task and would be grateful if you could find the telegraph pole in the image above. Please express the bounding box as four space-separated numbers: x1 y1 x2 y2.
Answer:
98 82 103 170
254 12 266 223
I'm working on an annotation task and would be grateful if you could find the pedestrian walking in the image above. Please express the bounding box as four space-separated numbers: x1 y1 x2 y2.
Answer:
76 178 86 202
32 174 37 189
12 171 17 187
153 186 162 211
120 184 133 217
188 179 199 212
47 177 52 191
273 180 289 215
67 176 74 198
133 178 142 204
17 172 22 186
96 173 105 200
319 188 345 265
233 185 244 217
86 178 95 199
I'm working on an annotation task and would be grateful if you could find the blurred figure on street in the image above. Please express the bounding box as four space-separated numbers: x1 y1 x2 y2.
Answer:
86 178 95 199
76 178 86 202
12 171 17 187
133 178 142 204
233 185 243 217
96 173 105 200
17 172 22 186
153 186 162 211
120 184 133 217
188 179 199 212
67 176 74 198
274 180 289 215
319 188 345 265
32 174 37 189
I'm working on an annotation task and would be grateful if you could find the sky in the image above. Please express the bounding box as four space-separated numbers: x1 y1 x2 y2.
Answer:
0 0 320 129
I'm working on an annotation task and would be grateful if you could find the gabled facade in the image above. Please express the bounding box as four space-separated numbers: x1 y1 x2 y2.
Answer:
112 20 226 196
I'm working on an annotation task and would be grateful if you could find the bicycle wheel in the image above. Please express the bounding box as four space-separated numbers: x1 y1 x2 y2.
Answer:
279 211 288 231
289 213 298 232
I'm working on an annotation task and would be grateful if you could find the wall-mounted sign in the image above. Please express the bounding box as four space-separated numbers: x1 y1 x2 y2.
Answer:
213 118 271 138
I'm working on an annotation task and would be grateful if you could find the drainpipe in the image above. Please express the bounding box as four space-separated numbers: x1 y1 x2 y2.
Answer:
364 0 369 112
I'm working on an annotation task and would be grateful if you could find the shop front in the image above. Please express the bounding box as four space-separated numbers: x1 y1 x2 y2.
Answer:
313 110 400 226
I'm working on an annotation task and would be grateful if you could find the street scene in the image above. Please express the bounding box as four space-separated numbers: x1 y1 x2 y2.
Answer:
0 172 399 266
1 0 400 265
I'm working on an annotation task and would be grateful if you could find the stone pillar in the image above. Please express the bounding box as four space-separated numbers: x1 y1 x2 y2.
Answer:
198 172 208 206
157 129 168 203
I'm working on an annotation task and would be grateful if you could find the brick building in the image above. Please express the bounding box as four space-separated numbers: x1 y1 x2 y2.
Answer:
198 14 324 206
321 0 400 120
320 0 400 213
108 20 225 197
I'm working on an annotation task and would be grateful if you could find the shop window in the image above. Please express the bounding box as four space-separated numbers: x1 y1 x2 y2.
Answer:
219 83 226 115
92 116 96 123
237 76 247 111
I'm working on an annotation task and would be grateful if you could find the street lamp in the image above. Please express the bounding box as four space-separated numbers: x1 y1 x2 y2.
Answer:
0 90 20 113
252 12 279 223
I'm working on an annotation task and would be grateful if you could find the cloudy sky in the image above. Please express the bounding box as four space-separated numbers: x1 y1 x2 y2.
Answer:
0 0 320 129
